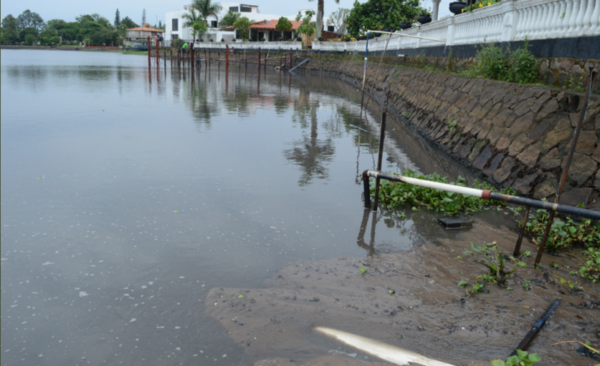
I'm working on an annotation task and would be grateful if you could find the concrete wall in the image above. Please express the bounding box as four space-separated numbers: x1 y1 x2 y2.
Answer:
300 58 600 210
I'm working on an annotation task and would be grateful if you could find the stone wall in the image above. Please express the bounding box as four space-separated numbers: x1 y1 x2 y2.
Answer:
301 58 600 210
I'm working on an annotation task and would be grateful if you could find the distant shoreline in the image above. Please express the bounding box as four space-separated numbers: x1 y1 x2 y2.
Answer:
1 45 147 55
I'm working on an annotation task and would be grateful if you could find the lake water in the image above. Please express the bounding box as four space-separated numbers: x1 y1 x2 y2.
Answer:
1 50 499 365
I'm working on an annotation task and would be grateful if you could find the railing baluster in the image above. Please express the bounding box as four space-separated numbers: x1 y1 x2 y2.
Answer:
591 0 600 35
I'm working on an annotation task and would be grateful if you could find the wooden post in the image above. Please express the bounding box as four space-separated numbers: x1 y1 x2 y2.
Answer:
191 43 194 69
147 37 151 68
156 38 159 68
289 48 292 69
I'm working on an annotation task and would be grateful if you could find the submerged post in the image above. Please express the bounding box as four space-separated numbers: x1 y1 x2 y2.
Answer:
226 44 229 70
360 36 369 110
147 37 151 68
289 48 292 69
258 47 261 69
156 38 160 68
372 111 386 211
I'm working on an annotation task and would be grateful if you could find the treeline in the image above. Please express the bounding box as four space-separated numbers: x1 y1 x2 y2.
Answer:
1 9 160 46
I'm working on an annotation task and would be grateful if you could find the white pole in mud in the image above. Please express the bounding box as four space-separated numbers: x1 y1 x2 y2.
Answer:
359 35 369 111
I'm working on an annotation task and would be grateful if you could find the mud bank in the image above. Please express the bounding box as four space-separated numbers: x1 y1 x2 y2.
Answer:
206 222 600 366
295 57 600 210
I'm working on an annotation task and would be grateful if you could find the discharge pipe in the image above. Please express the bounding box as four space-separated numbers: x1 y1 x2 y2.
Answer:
362 170 600 221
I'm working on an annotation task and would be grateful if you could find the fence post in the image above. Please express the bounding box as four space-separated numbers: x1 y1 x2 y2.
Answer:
147 37 151 67
289 48 292 69
226 44 229 70
156 38 159 68
258 47 261 69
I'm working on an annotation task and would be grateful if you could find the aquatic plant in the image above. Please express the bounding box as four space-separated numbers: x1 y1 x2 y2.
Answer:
580 247 600 283
370 170 515 215
491 349 541 366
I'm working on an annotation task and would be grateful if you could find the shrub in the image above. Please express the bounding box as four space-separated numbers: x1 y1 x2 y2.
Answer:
469 39 539 84
24 34 36 46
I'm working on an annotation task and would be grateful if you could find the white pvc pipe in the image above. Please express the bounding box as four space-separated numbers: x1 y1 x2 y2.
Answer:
367 171 485 198
366 30 445 43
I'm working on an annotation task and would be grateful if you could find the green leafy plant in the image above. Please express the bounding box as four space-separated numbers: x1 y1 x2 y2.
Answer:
360 266 367 275
579 247 600 283
556 276 584 292
371 170 515 215
295 10 316 39
447 119 458 132
491 349 541 366
460 242 527 295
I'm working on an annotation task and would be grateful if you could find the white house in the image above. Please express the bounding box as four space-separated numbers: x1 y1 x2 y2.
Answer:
165 2 338 44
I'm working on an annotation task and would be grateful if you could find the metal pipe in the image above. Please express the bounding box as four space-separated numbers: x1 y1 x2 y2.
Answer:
258 47 261 69
514 203 531 257
364 171 600 220
147 37 151 68
360 36 369 110
372 111 386 211
366 29 445 43
289 48 292 69
510 300 560 356
362 170 371 208
156 38 159 68
535 68 598 265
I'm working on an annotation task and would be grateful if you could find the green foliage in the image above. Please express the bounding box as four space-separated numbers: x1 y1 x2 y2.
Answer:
491 350 541 366
220 11 241 29
17 9 45 32
233 17 252 40
579 247 600 283
183 9 205 40
360 266 367 275
346 0 421 37
520 210 599 252
24 33 36 45
295 10 316 38
120 16 138 29
275 16 293 33
555 276 584 292
371 170 515 215
114 9 120 27
460 242 527 295
466 39 539 84
192 0 223 24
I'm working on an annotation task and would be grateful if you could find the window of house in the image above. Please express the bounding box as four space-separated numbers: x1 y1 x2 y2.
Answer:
241 6 251 12
211 20 218 28
229 6 239 12
172 34 179 39
172 19 178 31
327 25 334 32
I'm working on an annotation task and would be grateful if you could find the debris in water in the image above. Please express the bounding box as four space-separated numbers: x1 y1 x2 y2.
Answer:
438 217 472 229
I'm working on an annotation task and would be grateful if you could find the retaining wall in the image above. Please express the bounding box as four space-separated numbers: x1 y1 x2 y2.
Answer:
300 58 600 210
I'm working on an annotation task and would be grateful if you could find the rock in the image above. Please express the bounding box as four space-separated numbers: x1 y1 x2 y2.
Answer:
496 129 512 151
542 116 572 153
486 126 505 145
528 120 551 141
469 140 487 162
565 153 598 186
508 134 530 156
493 157 516 183
560 58 574 70
558 71 570 88
508 112 534 138
459 138 477 159
596 170 600 189
542 70 556 86
516 143 541 167
484 153 504 176
596 114 600 130
513 98 534 117
559 188 592 207
536 99 558 121
593 145 600 163
473 146 493 170
539 148 562 170
492 109 516 128
564 133 597 155
513 173 540 195
531 90 552 113
534 176 558 199
477 119 494 140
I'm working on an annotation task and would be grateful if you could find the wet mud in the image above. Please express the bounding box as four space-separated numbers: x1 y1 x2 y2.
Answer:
206 222 600 365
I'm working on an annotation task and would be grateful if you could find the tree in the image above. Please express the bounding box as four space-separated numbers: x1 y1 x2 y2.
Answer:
2 15 19 44
142 9 146 25
17 10 45 32
192 0 223 26
275 16 293 33
328 8 350 35
295 11 316 38
114 9 120 27
346 0 420 37
308 0 339 39
158 20 162 29
120 16 138 29
219 11 240 30
182 9 206 40
232 16 251 40
24 34 36 45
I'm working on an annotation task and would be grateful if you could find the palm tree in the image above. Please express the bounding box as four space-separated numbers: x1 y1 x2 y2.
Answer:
308 0 340 39
192 0 223 27
219 10 240 30
182 9 202 40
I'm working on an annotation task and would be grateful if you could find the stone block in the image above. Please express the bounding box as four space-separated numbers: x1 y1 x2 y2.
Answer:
493 157 516 183
516 143 542 168
542 116 572 153
493 109 516 128
534 176 558 199
558 71 570 88
508 134 530 156
542 70 557 86
539 148 562 170
487 126 505 145
564 133 597 155
513 172 540 195
565 153 598 186
559 188 592 207
513 99 534 117
560 58 574 70
536 99 559 121
508 112 534 138
459 138 477 159
484 153 504 176
473 146 493 170
496 129 512 151
596 170 600 189
531 91 552 114
593 145 600 163
469 140 487 162
452 136 467 154
477 119 494 140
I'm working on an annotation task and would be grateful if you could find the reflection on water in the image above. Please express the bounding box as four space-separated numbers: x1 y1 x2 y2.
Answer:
2 50 486 366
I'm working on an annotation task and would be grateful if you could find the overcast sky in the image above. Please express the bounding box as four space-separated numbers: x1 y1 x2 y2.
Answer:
1 0 452 25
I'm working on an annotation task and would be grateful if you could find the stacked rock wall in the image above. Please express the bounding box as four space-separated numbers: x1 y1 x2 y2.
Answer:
302 58 600 209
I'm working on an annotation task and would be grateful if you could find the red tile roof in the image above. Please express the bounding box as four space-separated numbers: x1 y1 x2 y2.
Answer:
127 26 164 33
249 20 305 30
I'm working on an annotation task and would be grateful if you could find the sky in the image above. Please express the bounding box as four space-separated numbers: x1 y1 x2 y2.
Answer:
1 0 451 26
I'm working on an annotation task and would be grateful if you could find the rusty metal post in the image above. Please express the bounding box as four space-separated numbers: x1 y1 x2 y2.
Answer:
191 43 194 69
147 37 151 68
289 48 292 69
514 194 533 257
372 111 387 211
258 47 261 69
226 44 229 70
156 38 159 68
534 68 598 266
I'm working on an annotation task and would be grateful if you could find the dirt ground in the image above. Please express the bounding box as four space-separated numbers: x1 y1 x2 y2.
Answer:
206 221 600 366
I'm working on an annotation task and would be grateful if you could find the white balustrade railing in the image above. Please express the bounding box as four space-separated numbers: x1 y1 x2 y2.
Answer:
193 41 302 50
312 0 599 53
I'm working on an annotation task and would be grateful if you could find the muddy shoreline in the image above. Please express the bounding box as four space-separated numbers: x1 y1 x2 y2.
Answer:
206 221 599 365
